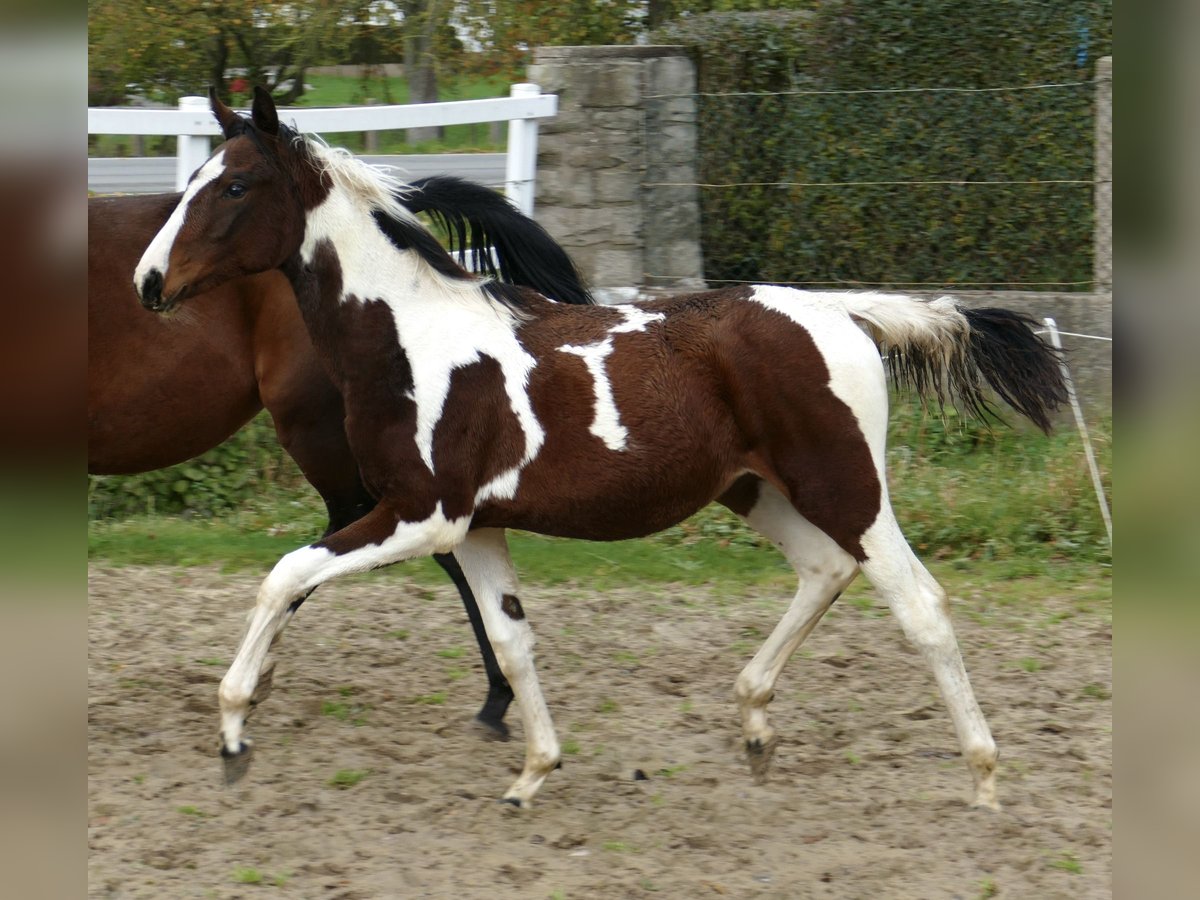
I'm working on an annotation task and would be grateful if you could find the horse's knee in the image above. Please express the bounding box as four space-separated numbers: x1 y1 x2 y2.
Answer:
260 545 334 605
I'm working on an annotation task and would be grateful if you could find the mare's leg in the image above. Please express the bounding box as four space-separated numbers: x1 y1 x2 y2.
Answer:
261 367 513 736
218 505 468 777
452 528 560 807
858 510 1000 810
723 481 859 781
432 552 514 739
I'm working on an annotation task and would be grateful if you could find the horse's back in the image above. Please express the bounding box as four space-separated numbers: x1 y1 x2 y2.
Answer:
88 194 267 473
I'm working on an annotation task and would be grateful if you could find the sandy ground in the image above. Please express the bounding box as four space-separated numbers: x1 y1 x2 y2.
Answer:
88 564 1111 899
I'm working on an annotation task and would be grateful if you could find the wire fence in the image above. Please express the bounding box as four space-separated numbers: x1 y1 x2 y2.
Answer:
643 75 1110 292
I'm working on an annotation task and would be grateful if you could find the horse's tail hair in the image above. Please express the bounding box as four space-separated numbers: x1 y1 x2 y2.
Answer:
839 292 1068 433
399 176 594 306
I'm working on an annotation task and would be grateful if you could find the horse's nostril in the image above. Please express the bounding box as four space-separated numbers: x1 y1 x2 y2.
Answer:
139 270 164 310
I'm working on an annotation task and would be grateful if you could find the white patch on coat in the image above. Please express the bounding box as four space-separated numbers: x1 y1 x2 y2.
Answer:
298 147 543 502
133 151 226 290
557 304 664 452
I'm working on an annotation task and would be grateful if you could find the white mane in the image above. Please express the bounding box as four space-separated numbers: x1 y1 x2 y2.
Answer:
299 134 417 225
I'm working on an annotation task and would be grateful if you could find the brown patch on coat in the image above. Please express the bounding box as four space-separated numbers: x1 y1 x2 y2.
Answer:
432 354 527 520
290 241 443 523
501 594 525 621
711 300 881 560
717 474 762 517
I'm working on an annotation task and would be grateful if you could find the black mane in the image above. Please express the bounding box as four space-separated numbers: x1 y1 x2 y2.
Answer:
400 176 593 307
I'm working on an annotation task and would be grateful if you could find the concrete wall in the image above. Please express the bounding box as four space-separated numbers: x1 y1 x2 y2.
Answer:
529 46 704 291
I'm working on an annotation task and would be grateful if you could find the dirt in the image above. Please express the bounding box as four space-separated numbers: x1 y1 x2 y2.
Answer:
88 564 1111 899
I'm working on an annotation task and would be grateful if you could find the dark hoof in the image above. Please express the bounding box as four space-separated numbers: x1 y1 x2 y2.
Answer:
499 796 523 808
470 714 510 743
745 736 778 784
220 740 254 785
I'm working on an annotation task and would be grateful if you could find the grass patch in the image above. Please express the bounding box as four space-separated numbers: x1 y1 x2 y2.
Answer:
561 738 581 756
436 647 465 659
1081 682 1111 700
232 867 263 884
412 692 447 705
328 769 369 789
176 805 209 818
320 697 371 726
1048 852 1083 874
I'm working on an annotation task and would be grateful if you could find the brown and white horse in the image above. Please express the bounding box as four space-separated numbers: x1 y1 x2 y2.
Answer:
90 178 594 737
134 88 1067 809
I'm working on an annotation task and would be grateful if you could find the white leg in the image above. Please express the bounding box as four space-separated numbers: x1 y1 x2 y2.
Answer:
859 511 1000 810
731 485 860 781
453 528 560 807
218 506 468 769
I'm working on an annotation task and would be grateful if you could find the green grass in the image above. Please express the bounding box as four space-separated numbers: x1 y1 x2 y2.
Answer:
328 769 369 789
1048 852 1083 874
232 867 263 884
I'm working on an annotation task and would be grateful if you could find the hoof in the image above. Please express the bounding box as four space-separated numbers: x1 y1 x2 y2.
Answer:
745 736 778 784
470 714 510 743
499 796 527 809
220 740 254 785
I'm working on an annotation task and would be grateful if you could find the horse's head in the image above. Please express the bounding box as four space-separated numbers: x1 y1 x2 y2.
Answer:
134 87 311 312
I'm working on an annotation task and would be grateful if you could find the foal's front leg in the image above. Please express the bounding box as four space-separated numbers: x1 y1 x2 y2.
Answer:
453 528 561 807
218 506 467 779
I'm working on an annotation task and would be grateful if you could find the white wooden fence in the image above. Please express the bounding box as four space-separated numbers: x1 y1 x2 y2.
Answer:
87 84 555 216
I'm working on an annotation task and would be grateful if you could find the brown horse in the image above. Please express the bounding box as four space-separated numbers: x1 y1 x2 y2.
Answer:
135 89 1067 809
89 176 594 737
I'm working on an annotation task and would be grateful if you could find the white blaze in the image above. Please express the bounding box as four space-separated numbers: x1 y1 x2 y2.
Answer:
133 151 227 291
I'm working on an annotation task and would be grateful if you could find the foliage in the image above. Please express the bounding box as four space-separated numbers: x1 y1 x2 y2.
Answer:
87 412 307 520
88 397 1112 569
457 1 643 78
88 0 371 105
656 1 1113 289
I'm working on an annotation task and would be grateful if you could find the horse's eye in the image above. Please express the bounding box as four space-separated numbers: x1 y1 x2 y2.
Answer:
225 182 247 199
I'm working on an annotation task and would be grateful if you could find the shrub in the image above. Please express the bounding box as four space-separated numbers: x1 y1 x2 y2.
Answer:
656 1 1113 289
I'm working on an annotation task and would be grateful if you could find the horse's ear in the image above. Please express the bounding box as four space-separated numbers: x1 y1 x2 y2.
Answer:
209 86 240 138
251 86 280 137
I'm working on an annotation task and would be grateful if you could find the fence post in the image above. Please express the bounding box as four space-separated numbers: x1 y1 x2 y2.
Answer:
505 83 541 217
176 95 211 191
1093 56 1112 293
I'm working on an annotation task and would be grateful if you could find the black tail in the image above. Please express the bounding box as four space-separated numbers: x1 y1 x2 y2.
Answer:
400 176 593 306
851 294 1069 433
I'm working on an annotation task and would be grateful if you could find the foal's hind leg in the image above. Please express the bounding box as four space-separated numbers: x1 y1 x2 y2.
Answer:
725 482 859 782
858 511 1000 810
452 528 560 807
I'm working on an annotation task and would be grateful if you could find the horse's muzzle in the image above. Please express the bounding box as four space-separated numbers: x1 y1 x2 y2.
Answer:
138 269 170 312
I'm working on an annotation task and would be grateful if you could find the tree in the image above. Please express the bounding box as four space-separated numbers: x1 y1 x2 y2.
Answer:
88 0 357 105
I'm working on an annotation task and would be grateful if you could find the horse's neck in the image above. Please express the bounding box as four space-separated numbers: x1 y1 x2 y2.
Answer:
288 192 528 394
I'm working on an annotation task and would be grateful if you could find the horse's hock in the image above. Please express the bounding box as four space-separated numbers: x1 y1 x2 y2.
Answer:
529 46 705 293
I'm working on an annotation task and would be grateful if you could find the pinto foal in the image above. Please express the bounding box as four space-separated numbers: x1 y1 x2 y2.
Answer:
135 88 1066 809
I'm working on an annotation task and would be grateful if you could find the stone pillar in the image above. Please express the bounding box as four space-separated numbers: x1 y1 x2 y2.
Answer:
528 46 704 293
1094 56 1111 293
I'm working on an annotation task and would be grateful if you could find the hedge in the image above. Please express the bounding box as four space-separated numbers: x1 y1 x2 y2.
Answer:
655 1 1112 289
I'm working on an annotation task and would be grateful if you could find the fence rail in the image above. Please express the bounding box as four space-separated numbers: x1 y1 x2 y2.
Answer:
87 85 555 214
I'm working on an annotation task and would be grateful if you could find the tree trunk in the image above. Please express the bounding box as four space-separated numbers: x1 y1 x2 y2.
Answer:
404 0 444 145
209 31 229 101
